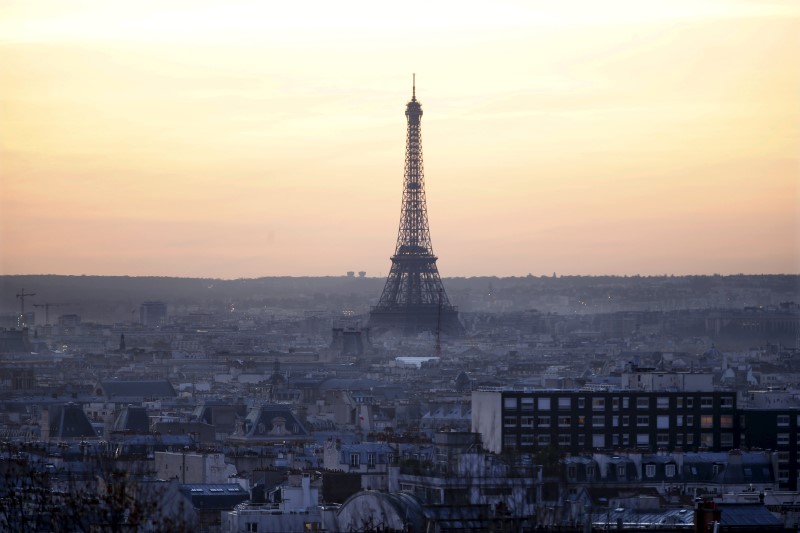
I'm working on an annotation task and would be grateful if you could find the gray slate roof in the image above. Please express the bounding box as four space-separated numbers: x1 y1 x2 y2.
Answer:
718 503 784 527
48 403 97 439
98 380 176 398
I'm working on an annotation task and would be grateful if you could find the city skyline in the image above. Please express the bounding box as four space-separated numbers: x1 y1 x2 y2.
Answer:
1 0 798 279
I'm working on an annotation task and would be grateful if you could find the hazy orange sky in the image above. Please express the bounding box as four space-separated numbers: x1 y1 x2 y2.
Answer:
1 0 798 278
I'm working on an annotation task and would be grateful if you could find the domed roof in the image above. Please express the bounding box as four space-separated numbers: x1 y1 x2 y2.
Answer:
337 491 425 532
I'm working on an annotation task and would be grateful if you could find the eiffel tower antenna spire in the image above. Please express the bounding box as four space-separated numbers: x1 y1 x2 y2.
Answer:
369 80 463 336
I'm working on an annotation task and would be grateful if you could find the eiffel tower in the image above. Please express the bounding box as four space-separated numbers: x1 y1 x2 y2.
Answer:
369 78 463 336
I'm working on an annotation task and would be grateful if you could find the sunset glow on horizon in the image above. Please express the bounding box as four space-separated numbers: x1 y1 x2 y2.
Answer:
1 1 798 278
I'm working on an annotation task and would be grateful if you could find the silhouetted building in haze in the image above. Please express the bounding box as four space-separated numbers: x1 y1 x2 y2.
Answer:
140 301 167 327
331 325 365 357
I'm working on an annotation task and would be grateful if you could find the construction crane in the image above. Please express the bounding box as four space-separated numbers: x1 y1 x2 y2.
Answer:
32 303 65 326
15 288 36 326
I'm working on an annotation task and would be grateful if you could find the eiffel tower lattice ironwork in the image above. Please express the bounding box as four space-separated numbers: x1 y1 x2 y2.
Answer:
369 78 463 336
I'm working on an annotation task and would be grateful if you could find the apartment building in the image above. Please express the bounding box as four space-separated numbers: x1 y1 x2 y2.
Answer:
473 389 739 455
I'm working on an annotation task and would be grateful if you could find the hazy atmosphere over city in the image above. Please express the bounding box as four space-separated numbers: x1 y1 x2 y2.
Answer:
1 0 798 278
2 2 800 533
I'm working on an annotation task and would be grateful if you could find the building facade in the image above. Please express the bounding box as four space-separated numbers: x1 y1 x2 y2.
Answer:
473 389 739 455
740 408 800 490
140 301 167 327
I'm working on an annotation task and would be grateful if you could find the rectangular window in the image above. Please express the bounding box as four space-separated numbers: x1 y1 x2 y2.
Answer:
657 433 669 445
504 416 517 427
612 416 619 427
700 433 713 447
578 415 585 427
665 464 676 477
617 465 626 477
504 435 518 448
538 398 551 410
592 398 606 410
686 433 694 445
779 470 790 483
587 465 595 478
686 415 694 427
521 435 535 446
700 397 713 409
592 434 605 448
676 433 683 445
720 415 733 428
537 434 551 446
657 415 669 429
559 434 571 446
592 416 605 427
777 415 790 426
657 397 669 409
504 397 518 410
612 435 619 446
578 397 586 409
350 453 360 467
686 398 694 408
558 397 571 410
777 434 790 446
368 453 376 465
777 451 790 463
637 397 650 409
558 416 571 427
636 433 650 446
676 397 683 408
537 416 551 428
521 416 534 427
646 464 656 478
622 416 630 426
622 397 630 409
720 396 734 408
521 397 534 410
578 434 585 446
720 433 733 447
637 416 649 427
677 415 683 427
622 434 630 446
612 397 620 411
700 415 714 429
567 465 577 478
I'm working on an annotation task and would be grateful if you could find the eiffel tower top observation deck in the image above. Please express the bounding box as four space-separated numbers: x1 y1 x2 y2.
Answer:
368 77 463 336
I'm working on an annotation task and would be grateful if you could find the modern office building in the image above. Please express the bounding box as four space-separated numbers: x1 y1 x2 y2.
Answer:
473 388 739 456
140 301 167 327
